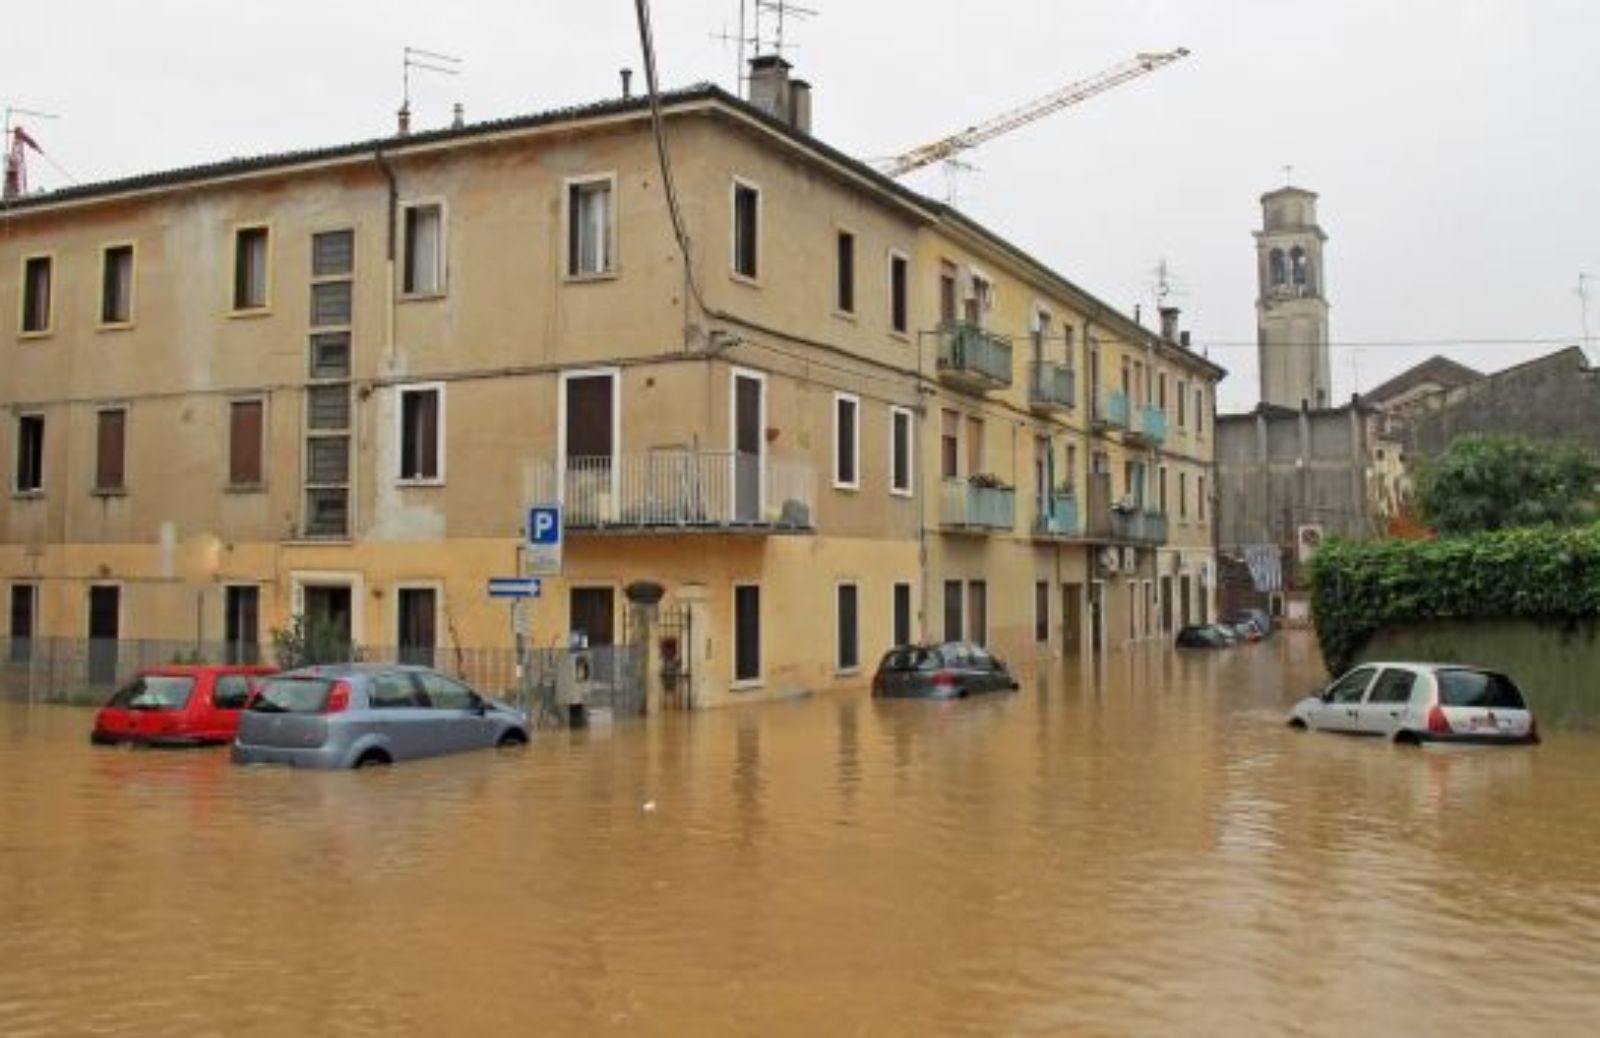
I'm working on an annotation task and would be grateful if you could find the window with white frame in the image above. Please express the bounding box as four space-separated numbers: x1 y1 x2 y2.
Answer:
402 202 445 295
398 384 444 483
15 414 44 493
889 406 913 496
567 176 615 277
21 255 53 333
233 228 269 311
732 180 760 280
834 393 859 490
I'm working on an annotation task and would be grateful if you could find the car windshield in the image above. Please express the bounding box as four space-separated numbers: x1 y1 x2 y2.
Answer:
107 675 196 711
248 677 336 714
1438 670 1528 710
880 648 924 673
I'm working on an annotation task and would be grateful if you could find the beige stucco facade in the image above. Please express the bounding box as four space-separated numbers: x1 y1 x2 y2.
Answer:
0 84 1223 706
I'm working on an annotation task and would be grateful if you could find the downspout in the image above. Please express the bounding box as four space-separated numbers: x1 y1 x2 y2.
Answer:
374 150 399 367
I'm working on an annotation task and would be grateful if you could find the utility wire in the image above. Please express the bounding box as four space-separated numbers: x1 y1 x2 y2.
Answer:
1203 337 1579 350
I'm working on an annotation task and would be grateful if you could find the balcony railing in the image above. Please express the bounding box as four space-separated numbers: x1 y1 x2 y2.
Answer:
1028 361 1075 412
936 323 1013 391
939 480 1015 531
1110 507 1168 545
1126 405 1167 446
1095 389 1130 429
530 452 816 530
1083 471 1168 545
1033 491 1080 537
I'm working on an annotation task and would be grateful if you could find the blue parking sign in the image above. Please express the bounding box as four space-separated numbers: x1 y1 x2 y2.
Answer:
526 504 563 574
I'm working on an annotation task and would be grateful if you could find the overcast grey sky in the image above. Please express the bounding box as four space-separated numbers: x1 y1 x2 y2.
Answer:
7 1 1597 409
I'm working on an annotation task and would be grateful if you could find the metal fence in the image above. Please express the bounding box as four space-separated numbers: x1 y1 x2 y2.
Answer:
527 452 816 529
0 637 643 725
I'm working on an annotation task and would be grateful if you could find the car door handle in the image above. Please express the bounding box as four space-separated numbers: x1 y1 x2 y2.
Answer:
1388 711 1401 718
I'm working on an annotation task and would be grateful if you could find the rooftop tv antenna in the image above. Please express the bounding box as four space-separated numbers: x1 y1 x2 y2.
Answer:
1581 273 1597 362
3 105 63 201
714 0 817 97
398 46 462 134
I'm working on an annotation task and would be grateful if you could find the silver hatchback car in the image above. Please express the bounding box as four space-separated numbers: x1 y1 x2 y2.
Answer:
1288 662 1539 746
232 664 530 769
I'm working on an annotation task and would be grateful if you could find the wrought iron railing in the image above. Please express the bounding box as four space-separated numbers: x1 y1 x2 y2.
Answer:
936 323 1013 387
1029 361 1075 410
940 480 1015 530
529 452 816 529
1034 491 1080 536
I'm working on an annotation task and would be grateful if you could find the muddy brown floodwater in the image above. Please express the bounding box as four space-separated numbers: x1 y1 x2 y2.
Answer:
3 633 1600 1036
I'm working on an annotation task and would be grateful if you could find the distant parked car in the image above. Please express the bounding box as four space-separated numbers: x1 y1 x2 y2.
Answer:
871 642 1020 699
1287 662 1539 746
1225 611 1272 639
91 665 278 747
231 664 529 769
1175 624 1232 649
1224 618 1264 643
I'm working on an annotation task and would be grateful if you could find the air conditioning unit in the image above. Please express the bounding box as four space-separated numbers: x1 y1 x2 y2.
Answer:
1099 547 1120 573
1122 547 1137 571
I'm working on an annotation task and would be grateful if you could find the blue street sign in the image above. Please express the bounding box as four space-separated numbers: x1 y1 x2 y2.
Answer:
488 577 542 599
528 506 562 546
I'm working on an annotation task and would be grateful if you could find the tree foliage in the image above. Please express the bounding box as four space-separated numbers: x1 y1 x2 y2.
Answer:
1414 434 1600 534
271 614 360 670
1309 524 1600 674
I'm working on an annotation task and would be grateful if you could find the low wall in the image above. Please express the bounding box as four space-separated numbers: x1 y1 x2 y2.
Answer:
1358 617 1600 729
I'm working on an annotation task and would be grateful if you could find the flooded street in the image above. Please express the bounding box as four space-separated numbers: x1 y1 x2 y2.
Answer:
3 633 1600 1036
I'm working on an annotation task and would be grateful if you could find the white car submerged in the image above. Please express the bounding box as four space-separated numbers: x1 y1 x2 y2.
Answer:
1288 662 1540 746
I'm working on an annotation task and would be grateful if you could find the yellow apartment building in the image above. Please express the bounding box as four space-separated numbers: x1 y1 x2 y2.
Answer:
0 63 1223 706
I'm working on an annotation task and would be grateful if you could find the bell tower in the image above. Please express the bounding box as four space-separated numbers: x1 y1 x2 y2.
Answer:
1255 186 1331 408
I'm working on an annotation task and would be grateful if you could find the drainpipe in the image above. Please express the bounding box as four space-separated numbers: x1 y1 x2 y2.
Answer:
374 150 399 367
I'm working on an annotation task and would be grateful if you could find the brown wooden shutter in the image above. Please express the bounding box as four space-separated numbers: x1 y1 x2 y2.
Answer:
230 401 263 486
96 410 125 491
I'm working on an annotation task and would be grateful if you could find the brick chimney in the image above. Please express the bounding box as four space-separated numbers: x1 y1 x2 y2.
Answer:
1159 306 1180 342
748 54 812 134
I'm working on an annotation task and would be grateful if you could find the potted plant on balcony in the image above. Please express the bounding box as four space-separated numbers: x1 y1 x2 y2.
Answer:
967 472 1012 490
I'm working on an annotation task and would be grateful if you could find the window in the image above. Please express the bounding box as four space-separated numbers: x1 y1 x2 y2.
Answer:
1195 387 1205 437
402 203 444 295
214 674 253 710
9 584 36 664
889 252 909 334
1437 669 1527 710
1177 380 1188 427
942 580 963 642
1065 443 1078 494
398 384 444 483
1158 467 1169 515
19 255 52 334
966 416 984 477
305 229 354 538
416 671 475 711
1269 248 1287 287
1369 668 1419 705
397 587 437 666
889 406 913 496
370 673 424 709
233 227 269 310
938 260 958 324
313 229 354 278
309 333 351 380
940 409 959 480
1198 476 1207 521
225 586 260 664
94 409 126 493
968 273 992 326
1157 372 1167 409
1326 666 1377 704
229 399 264 487
892 582 912 647
101 245 134 325
732 181 760 280
1035 581 1049 643
836 583 859 672
567 176 615 277
1179 472 1188 519
15 414 43 493
833 393 859 490
835 230 855 313
968 581 988 647
734 584 761 684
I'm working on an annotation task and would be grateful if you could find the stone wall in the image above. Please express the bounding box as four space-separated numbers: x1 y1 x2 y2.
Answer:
1405 347 1600 460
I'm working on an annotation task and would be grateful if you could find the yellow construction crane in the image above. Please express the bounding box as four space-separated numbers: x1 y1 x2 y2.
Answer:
875 48 1190 180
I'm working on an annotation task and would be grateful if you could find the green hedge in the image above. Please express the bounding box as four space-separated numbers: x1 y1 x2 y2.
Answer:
1309 524 1600 674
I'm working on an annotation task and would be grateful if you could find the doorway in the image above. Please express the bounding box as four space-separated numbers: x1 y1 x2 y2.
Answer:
1180 575 1193 627
303 585 354 656
1088 583 1104 657
1160 576 1174 635
397 587 437 666
225 586 260 664
88 586 119 685
1061 583 1083 656
733 371 764 523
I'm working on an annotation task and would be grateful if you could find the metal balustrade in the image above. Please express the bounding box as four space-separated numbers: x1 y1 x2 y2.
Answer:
1029 361 1075 412
529 452 816 530
936 323 1013 390
940 480 1016 530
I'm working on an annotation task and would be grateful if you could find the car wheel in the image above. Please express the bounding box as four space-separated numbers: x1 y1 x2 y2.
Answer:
497 729 529 749
1286 718 1307 730
354 749 392 769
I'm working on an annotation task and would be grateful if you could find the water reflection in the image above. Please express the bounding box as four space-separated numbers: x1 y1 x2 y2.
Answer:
1 634 1598 1035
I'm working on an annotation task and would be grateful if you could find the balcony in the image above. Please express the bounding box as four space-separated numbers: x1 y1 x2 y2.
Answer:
529 452 816 532
1032 491 1080 537
939 479 1015 532
1093 389 1129 430
936 323 1013 393
1028 361 1075 414
1083 472 1168 546
1125 405 1167 447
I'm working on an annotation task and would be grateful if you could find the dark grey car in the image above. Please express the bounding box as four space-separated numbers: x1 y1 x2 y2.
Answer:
870 642 1020 699
231 664 529 769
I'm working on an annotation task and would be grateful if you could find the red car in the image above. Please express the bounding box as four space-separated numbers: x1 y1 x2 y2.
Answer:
91 665 278 747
